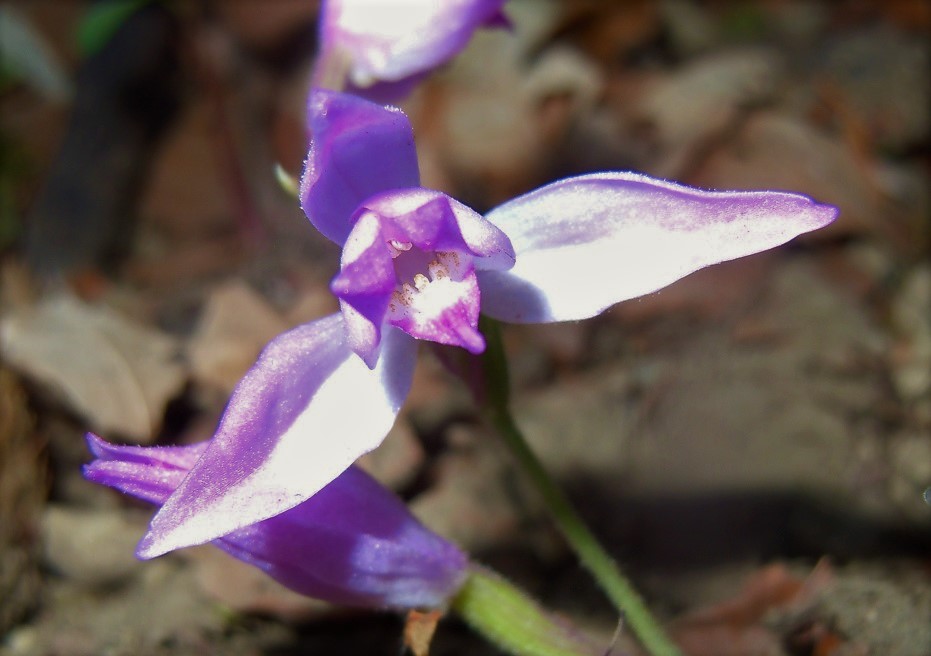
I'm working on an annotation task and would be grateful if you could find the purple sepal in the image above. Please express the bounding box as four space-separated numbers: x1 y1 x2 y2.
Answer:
319 0 509 102
84 435 468 609
478 172 839 323
300 90 420 245
136 313 417 558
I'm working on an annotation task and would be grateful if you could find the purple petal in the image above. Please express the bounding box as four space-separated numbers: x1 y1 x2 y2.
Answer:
331 210 399 366
84 438 467 609
332 188 512 360
300 90 420 245
84 434 207 505
363 188 514 271
137 313 417 558
388 264 485 354
478 172 838 323
218 465 467 609
320 0 509 100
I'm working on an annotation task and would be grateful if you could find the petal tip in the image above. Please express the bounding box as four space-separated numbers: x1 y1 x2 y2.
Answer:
136 511 189 560
135 532 162 560
84 432 108 457
814 201 840 227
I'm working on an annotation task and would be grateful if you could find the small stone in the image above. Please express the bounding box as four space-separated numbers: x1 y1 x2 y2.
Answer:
815 571 931 656
42 505 147 587
188 280 289 394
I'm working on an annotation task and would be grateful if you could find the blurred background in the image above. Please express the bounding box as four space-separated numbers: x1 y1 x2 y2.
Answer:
1 1 929 654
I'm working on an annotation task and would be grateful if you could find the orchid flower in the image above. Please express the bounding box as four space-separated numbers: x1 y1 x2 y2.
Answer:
314 0 509 101
137 89 836 559
83 434 467 609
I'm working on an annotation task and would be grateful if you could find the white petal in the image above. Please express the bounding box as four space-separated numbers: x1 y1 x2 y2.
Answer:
479 173 837 323
138 315 417 557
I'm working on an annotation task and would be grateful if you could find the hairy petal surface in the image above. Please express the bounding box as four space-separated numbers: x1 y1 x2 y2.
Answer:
138 314 417 558
85 434 206 505
300 90 420 245
84 436 467 609
320 0 508 100
478 172 838 323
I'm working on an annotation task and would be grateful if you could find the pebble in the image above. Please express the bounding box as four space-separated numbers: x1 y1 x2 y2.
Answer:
42 505 147 587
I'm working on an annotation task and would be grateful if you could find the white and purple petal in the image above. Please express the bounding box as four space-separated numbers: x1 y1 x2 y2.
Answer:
363 188 515 271
84 436 467 609
319 0 509 100
137 313 417 558
387 258 485 355
85 435 206 505
478 172 838 323
300 90 420 245
332 188 513 361
331 210 400 366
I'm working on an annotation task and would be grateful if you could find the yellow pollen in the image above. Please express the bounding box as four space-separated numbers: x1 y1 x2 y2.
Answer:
428 260 449 280
413 273 430 291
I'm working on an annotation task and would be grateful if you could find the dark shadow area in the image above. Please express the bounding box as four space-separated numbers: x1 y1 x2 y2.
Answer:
24 3 183 277
261 612 491 656
564 478 931 571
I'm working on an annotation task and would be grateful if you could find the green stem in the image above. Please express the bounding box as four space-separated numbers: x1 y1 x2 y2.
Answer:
478 317 682 656
452 565 603 656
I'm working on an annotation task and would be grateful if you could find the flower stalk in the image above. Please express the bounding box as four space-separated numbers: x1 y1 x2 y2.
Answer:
478 317 683 656
452 565 603 656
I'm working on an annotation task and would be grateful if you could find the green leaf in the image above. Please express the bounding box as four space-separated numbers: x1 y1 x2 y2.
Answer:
76 0 154 58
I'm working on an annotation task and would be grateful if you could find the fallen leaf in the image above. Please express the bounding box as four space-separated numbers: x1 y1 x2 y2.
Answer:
187 280 288 394
1 293 185 441
636 48 782 175
671 561 835 656
539 0 661 66
404 609 442 656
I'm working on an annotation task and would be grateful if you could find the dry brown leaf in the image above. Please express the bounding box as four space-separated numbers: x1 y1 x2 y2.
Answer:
0 293 185 441
404 609 442 656
187 280 288 394
539 0 660 66
671 561 835 656
636 48 782 175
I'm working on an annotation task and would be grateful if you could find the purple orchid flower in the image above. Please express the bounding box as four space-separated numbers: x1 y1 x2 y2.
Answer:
137 89 837 559
83 434 467 609
315 0 509 101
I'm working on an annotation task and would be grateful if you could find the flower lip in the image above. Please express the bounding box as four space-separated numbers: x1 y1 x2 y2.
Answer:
333 187 514 365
